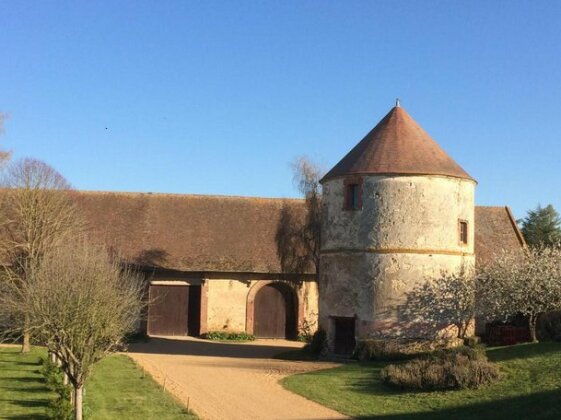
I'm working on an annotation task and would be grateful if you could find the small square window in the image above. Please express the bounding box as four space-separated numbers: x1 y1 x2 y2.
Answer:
459 221 468 245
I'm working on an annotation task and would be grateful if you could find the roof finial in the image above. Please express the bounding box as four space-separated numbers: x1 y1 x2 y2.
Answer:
395 98 401 108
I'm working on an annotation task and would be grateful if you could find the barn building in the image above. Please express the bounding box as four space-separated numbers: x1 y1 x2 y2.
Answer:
74 104 525 347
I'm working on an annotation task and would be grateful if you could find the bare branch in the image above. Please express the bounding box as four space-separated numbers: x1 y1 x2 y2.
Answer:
0 158 83 351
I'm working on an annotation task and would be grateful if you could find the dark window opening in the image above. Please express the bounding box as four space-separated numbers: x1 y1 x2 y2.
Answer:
344 182 362 210
333 317 356 355
188 285 201 336
459 221 468 244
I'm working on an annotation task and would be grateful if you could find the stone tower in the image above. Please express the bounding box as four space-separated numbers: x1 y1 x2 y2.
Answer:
319 104 476 354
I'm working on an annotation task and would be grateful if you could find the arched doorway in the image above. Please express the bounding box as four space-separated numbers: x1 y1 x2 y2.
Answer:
251 283 297 339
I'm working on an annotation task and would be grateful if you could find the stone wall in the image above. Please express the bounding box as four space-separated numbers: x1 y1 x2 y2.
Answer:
322 175 475 252
205 273 319 335
320 174 475 344
144 270 318 338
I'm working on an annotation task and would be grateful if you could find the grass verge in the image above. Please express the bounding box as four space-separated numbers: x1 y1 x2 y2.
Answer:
0 346 196 419
0 346 54 419
281 342 561 419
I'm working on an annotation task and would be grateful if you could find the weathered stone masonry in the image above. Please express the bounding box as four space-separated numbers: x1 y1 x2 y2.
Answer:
319 104 479 350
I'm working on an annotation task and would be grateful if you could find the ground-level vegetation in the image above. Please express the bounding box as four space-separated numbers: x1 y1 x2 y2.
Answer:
0 346 196 419
282 342 561 419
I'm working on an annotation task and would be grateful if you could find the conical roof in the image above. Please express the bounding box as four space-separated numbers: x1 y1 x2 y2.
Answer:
321 106 475 182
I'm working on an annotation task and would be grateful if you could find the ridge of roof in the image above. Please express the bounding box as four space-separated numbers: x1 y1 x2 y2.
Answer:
76 190 304 203
321 106 475 183
504 206 527 247
76 190 513 211
475 205 512 209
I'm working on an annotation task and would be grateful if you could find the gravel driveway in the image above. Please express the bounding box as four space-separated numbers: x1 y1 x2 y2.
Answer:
128 336 347 420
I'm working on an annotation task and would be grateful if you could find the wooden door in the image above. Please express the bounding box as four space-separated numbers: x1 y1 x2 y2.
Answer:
254 285 286 338
334 317 356 355
148 285 189 336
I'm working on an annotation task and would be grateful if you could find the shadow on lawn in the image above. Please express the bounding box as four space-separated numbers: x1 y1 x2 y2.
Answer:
1 376 46 383
354 387 561 419
486 341 561 362
128 336 302 359
0 360 42 366
0 398 50 408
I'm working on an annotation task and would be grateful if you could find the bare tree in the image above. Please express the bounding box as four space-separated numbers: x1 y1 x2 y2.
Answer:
276 204 312 275
291 156 322 274
478 246 561 342
402 268 476 339
1 241 145 420
0 112 11 164
0 158 82 352
276 156 322 285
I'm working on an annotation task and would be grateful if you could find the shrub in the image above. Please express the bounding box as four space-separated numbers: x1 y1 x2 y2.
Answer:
41 356 73 419
381 345 499 391
202 331 256 341
355 337 464 361
464 336 481 347
298 316 318 343
308 329 327 355
433 343 487 361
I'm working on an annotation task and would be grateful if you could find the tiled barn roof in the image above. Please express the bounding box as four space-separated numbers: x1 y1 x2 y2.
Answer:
74 191 306 274
475 206 526 265
75 191 524 274
321 106 475 182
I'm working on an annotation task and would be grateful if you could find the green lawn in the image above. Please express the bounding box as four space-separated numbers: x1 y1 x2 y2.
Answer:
0 346 196 419
0 346 54 419
281 342 561 419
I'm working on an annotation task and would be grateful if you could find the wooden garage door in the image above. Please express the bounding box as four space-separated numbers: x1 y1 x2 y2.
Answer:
148 285 189 336
254 285 286 338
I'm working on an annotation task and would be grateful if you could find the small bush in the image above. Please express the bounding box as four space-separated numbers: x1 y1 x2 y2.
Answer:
464 336 481 347
381 346 499 391
41 356 73 419
202 331 256 341
308 329 327 355
298 316 318 344
354 337 464 361
435 344 487 361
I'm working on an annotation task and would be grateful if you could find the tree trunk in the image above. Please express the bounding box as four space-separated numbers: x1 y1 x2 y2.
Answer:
21 332 31 353
457 322 467 339
529 314 538 342
74 385 83 420
21 313 31 353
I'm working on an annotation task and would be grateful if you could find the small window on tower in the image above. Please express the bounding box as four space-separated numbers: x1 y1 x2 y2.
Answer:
344 181 362 210
459 220 468 245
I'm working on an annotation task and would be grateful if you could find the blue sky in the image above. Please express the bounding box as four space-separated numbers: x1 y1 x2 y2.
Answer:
1 1 560 218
